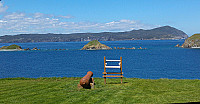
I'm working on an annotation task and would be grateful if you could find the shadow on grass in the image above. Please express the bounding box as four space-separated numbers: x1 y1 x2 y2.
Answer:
106 81 128 84
171 102 200 104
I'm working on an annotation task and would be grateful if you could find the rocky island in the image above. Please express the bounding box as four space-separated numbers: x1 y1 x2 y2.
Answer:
181 34 200 48
81 40 112 50
0 44 23 51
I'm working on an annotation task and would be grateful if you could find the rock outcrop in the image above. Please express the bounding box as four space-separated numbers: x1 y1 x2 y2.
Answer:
175 44 180 47
114 47 136 49
182 34 200 48
24 48 30 51
81 40 111 50
32 47 39 50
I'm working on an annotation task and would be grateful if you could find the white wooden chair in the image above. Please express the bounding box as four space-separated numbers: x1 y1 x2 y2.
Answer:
103 56 123 84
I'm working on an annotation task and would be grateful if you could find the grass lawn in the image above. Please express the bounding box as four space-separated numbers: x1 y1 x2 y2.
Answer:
0 77 200 104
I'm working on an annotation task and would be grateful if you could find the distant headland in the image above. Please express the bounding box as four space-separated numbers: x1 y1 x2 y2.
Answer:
179 34 200 48
0 26 188 43
0 44 22 51
0 44 41 51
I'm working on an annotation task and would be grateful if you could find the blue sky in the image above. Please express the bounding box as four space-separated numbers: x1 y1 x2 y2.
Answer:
0 0 199 36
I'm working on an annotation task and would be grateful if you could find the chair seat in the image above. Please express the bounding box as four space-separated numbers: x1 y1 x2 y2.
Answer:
105 66 121 68
103 75 123 77
103 72 123 74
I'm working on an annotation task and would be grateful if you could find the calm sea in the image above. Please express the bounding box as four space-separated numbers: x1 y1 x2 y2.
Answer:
0 40 200 79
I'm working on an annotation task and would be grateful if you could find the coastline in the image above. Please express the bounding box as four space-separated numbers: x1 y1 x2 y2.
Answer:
191 47 200 49
0 49 23 51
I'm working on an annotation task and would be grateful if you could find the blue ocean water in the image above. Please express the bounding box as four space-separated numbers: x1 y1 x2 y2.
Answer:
0 40 200 79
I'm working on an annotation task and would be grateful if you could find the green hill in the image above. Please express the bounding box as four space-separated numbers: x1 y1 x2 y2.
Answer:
81 40 111 50
0 44 22 50
182 34 200 48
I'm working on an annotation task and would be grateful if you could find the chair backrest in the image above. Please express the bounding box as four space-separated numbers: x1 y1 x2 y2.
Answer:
103 56 123 84
104 56 122 73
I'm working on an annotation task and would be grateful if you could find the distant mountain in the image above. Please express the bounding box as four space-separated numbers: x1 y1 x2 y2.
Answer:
0 26 188 43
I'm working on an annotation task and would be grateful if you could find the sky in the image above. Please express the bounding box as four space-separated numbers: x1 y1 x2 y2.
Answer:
0 0 199 36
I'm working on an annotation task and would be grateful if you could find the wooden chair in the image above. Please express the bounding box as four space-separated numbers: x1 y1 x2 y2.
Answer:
103 56 123 84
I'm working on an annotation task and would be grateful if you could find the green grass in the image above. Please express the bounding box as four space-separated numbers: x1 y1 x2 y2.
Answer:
0 44 21 49
87 40 101 46
188 34 200 40
0 77 200 104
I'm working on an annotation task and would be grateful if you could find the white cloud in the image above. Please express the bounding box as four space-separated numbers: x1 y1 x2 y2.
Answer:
0 2 157 35
3 12 25 19
58 15 74 19
34 12 45 18
0 12 157 36
0 2 8 13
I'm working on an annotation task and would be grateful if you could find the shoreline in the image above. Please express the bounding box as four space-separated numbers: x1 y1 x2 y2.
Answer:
191 47 200 48
0 49 23 51
0 77 199 80
0 39 186 44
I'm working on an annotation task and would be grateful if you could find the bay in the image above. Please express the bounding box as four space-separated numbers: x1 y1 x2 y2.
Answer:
0 40 200 79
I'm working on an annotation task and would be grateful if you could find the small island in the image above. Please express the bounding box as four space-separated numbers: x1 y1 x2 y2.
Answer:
81 40 112 50
0 44 23 51
181 34 200 48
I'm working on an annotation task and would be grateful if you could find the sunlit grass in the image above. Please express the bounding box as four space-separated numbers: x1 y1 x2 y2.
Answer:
0 77 199 104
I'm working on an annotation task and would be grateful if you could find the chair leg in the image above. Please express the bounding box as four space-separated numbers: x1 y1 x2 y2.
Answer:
121 77 122 83
104 77 106 84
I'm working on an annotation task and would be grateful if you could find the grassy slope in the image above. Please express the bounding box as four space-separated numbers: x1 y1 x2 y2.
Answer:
187 34 200 40
182 34 200 47
82 40 110 49
84 40 107 47
87 40 101 46
0 78 200 104
0 44 21 49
